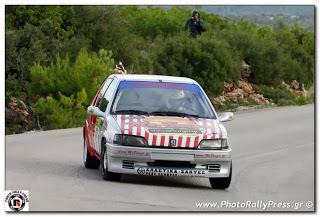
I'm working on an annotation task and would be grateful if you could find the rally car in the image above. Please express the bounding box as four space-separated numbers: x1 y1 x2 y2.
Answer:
83 74 234 189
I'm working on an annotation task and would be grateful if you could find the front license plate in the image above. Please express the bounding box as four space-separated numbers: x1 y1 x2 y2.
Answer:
151 153 194 161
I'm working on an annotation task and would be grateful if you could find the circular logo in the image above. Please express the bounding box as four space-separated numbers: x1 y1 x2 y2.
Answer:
7 193 26 211
137 167 146 175
170 139 177 147
306 201 313 209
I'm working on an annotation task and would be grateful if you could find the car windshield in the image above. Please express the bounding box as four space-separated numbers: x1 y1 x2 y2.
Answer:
111 81 216 119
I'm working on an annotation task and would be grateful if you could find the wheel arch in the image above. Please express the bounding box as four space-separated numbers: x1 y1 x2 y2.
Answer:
101 137 107 149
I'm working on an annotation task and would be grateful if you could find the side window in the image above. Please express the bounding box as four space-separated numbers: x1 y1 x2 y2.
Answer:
98 79 118 112
95 79 112 107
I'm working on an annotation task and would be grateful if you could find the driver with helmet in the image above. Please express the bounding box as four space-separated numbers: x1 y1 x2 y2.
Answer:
157 89 189 113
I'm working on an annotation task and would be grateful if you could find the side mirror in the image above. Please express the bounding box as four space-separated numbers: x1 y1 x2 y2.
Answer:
87 106 105 118
219 112 234 122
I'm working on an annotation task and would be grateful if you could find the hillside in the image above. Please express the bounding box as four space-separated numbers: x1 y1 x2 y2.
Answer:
5 6 314 134
155 5 314 30
200 5 314 16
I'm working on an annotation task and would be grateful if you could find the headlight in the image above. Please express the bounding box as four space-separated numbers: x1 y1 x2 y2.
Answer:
198 139 228 150
113 134 148 147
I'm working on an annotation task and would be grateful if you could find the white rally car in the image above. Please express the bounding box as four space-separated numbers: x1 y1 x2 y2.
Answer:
83 74 233 189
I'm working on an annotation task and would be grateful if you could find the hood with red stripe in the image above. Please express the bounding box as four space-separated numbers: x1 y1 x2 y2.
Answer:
112 115 223 148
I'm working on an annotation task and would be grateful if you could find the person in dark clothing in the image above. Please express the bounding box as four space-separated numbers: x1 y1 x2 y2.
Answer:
185 10 206 38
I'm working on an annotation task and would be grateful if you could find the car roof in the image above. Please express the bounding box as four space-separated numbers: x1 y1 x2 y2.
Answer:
109 74 197 84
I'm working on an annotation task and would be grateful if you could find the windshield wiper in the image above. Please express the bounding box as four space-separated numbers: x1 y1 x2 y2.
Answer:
114 110 149 115
148 111 167 116
150 111 201 118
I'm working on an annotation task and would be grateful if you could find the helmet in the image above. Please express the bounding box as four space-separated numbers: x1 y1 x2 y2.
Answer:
168 90 185 100
165 90 185 110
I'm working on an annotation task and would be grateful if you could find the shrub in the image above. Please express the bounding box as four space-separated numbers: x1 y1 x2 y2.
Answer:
294 97 308 106
34 95 87 130
29 48 114 130
28 48 114 102
253 85 296 104
277 99 294 106
152 33 241 97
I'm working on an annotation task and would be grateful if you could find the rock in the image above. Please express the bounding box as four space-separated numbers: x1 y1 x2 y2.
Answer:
8 97 29 117
6 97 37 134
5 107 20 124
293 90 303 97
241 60 251 79
236 105 262 112
230 98 238 103
213 79 273 108
212 97 225 107
243 83 253 94
235 88 245 98
242 60 251 71
224 82 234 92
212 97 221 106
251 97 264 105
225 88 245 100
264 100 270 105
285 81 308 98
256 94 264 100
236 106 249 111
290 80 299 90
301 84 308 97
218 96 226 102
281 80 290 89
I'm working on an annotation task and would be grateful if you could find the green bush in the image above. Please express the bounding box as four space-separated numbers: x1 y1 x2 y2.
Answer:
294 97 308 106
28 48 114 102
152 33 241 97
253 85 296 104
34 96 87 130
29 48 114 130
277 99 294 106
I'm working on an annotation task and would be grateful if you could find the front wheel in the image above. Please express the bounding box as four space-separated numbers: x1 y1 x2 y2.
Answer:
83 135 100 169
209 164 232 189
100 141 122 181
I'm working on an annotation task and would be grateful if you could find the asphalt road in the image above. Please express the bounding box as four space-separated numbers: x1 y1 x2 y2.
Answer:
5 104 314 211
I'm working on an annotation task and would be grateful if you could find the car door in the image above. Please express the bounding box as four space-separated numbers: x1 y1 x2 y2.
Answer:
94 79 118 155
87 79 113 155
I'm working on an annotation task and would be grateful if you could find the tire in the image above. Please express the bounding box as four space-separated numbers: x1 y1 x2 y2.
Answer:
209 164 232 189
100 140 122 181
83 135 100 169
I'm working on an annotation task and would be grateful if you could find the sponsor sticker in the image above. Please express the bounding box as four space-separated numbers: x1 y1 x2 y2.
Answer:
136 167 206 177
195 154 226 158
143 116 203 136
117 150 151 156
118 81 202 92
5 190 29 212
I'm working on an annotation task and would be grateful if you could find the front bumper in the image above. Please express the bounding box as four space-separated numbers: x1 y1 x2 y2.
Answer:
107 143 232 178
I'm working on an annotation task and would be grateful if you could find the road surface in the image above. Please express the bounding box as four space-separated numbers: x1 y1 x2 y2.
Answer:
5 104 314 211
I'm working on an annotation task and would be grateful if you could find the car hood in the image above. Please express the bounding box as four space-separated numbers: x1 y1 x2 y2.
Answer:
112 115 223 148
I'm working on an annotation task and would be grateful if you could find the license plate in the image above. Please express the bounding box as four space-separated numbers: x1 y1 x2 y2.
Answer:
151 153 194 161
